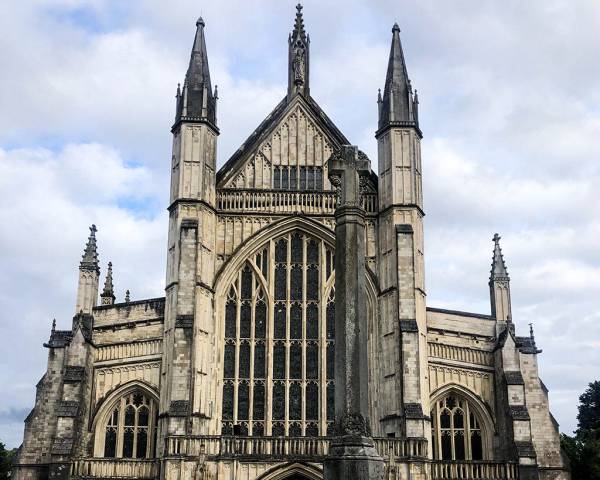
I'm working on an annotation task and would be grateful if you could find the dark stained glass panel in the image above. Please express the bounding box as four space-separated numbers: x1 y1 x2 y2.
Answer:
253 383 265 420
306 343 318 379
275 239 287 263
291 233 303 263
255 301 266 338
240 303 251 338
290 343 302 379
273 383 285 420
239 342 250 378
225 301 236 338
238 382 249 420
241 266 252 300
273 343 286 379
274 303 286 339
307 266 318 301
290 303 302 339
275 265 287 301
290 265 303 300
306 303 318 339
254 343 265 379
306 383 318 420
289 383 301 420
224 343 235 378
327 343 334 379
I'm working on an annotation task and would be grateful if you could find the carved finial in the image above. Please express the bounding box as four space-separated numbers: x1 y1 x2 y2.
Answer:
52 318 56 333
392 22 400 33
80 224 99 273
176 83 181 97
377 88 382 103
214 84 218 100
125 289 130 303
196 16 205 28
100 261 115 305
529 323 535 339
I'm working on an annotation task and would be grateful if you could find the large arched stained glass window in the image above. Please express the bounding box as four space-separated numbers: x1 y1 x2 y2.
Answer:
222 230 335 436
102 391 158 459
431 394 485 461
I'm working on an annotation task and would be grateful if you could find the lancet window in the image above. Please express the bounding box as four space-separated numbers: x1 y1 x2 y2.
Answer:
222 230 335 436
431 394 485 461
102 391 157 459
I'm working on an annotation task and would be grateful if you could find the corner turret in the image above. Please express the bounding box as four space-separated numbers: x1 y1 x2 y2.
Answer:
174 17 217 130
489 233 512 328
377 23 420 134
75 225 100 314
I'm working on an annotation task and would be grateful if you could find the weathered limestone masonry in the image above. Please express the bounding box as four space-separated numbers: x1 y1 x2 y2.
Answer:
375 22 429 445
323 146 385 479
14 5 570 480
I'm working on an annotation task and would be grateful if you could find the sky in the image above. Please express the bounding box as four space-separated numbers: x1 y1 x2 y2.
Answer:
1 0 599 448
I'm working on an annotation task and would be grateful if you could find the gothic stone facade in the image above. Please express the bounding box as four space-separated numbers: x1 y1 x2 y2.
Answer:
13 6 569 480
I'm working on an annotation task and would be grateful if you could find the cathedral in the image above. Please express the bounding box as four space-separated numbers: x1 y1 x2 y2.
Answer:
13 5 570 480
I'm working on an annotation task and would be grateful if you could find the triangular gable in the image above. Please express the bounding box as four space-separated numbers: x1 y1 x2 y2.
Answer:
217 94 351 189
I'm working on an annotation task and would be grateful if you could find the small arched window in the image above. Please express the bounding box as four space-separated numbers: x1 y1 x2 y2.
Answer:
431 393 485 461
102 391 157 459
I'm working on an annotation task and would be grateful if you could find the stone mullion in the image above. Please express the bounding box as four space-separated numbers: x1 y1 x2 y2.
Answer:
116 397 125 458
435 402 442 460
148 401 155 458
248 277 256 435
265 240 275 435
233 273 240 427
301 236 307 435
132 405 139 459
465 402 472 460
319 241 328 436
284 233 291 434
450 408 456 461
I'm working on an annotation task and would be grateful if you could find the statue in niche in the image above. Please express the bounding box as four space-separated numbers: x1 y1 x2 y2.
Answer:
293 43 305 86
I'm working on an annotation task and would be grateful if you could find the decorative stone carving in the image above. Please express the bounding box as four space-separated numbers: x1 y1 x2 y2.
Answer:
336 412 372 437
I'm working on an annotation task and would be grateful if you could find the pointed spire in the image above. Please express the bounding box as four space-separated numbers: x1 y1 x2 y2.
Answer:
490 233 510 281
378 23 419 131
100 261 115 305
288 3 310 99
175 16 217 127
125 289 130 303
80 225 99 273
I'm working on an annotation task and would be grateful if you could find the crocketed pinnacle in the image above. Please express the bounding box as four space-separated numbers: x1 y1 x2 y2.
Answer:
292 4 307 42
80 225 99 273
490 233 510 281
101 262 115 297
288 3 310 98
175 15 217 127
378 22 419 131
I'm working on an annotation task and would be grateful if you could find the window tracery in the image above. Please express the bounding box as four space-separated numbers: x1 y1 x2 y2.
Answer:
221 231 334 436
102 391 157 459
431 393 485 461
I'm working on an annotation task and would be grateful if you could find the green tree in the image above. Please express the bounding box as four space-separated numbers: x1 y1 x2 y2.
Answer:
0 442 17 480
561 381 600 480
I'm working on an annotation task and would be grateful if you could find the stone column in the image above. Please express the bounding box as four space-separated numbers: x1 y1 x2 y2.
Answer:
324 145 384 480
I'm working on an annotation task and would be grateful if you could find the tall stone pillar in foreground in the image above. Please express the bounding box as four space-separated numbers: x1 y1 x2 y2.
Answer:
324 146 385 480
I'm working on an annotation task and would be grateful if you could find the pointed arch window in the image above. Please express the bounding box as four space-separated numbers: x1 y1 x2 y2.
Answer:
221 231 335 436
431 393 485 461
101 391 158 459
